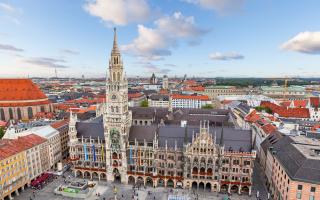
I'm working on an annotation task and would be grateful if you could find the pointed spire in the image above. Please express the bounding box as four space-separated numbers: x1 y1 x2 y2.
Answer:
112 27 120 54
220 124 224 146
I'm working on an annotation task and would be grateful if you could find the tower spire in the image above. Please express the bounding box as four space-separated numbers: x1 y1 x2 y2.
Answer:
112 27 119 54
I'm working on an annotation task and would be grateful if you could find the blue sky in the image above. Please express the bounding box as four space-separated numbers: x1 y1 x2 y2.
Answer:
0 0 320 78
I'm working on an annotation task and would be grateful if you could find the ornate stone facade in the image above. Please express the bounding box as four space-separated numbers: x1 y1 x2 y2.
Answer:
68 29 256 196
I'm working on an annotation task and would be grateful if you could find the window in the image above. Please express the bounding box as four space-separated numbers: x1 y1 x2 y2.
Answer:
309 195 314 200
310 187 316 192
298 185 303 190
296 192 302 199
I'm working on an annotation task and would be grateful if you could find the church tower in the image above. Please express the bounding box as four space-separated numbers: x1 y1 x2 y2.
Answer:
104 28 132 183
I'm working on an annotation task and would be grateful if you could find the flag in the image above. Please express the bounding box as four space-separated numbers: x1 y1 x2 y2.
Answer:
84 143 88 161
101 144 104 162
129 147 132 164
92 144 96 162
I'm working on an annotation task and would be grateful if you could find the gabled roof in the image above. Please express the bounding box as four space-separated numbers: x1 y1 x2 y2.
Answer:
261 101 310 118
309 97 320 108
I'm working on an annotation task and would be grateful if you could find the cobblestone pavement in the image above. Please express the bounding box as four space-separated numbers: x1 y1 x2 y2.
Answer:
14 161 269 200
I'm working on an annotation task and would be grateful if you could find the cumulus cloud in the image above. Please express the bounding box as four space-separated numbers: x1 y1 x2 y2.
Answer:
281 31 320 54
209 52 244 60
25 57 69 68
84 0 151 25
122 12 208 61
181 0 245 14
0 44 24 52
61 49 79 55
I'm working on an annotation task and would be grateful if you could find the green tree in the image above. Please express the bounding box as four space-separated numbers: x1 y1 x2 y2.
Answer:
202 104 213 109
140 100 149 107
0 127 4 139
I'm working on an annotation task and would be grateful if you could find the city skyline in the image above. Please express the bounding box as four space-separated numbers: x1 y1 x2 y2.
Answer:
1 0 320 78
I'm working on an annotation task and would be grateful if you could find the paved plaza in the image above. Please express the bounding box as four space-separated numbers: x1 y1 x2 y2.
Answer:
13 160 269 200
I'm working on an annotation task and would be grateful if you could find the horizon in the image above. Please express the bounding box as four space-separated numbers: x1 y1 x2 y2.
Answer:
1 0 320 78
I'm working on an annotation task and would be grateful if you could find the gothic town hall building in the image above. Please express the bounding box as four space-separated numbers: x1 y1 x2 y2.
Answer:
68 29 256 195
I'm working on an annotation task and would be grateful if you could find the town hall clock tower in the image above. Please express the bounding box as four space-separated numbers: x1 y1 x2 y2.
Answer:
104 28 132 183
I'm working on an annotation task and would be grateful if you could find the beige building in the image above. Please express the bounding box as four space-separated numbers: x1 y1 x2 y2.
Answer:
262 135 320 200
204 86 248 99
4 125 62 169
51 120 70 159
148 94 169 108
0 134 48 200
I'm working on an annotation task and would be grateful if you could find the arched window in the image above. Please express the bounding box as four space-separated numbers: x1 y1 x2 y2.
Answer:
0 108 5 121
17 108 22 120
116 106 119 113
111 106 114 113
117 72 120 81
113 72 116 81
40 106 45 112
9 108 13 119
27 107 33 119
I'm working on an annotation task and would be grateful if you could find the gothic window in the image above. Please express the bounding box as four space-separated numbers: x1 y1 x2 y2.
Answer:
9 108 13 119
0 108 5 121
27 107 33 119
113 72 116 81
117 72 120 81
40 106 45 112
17 108 22 120
111 106 114 112
116 106 119 113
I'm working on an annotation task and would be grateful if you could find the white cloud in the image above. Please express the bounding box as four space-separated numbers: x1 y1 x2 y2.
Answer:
0 2 21 25
281 31 320 54
0 2 15 12
209 52 244 60
122 12 207 61
84 0 151 25
181 0 245 14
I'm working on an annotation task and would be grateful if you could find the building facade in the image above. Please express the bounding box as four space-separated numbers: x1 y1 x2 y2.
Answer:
68 29 256 195
0 79 53 121
171 94 212 109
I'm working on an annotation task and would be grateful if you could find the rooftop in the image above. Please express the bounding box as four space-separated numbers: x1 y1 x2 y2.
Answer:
0 79 49 107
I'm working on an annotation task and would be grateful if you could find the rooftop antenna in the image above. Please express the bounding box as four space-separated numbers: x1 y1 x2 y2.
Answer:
55 67 58 78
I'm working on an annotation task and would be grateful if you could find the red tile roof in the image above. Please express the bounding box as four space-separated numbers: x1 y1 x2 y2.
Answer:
261 123 277 134
260 101 310 118
281 101 291 107
292 100 308 108
0 79 49 107
128 92 144 99
245 110 261 123
171 94 210 101
310 97 320 108
50 119 69 129
0 134 46 160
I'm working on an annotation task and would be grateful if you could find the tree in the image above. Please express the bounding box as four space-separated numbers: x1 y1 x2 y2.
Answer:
0 127 4 139
255 106 273 114
202 104 213 109
140 100 149 107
